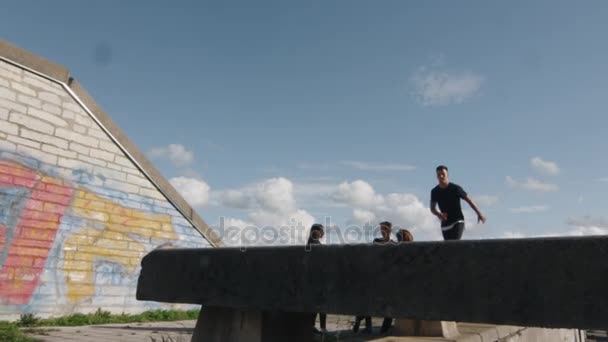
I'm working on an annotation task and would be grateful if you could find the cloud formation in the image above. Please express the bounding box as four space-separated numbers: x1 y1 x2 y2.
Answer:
149 144 194 167
530 157 560 176
412 68 483 106
169 176 210 208
506 176 558 192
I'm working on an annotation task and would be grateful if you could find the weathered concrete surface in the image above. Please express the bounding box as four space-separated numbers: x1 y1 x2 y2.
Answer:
190 306 312 342
137 236 608 329
24 318 583 342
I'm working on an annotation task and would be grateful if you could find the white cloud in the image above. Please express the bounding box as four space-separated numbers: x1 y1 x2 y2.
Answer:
599 177 608 182
474 195 498 207
331 180 384 209
411 68 483 106
530 157 560 176
331 180 441 241
148 144 194 167
341 161 416 172
509 205 550 213
169 176 210 208
213 178 315 245
506 176 558 192
217 189 250 209
566 216 608 236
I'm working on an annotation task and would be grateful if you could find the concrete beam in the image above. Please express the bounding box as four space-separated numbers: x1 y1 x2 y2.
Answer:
136 236 608 329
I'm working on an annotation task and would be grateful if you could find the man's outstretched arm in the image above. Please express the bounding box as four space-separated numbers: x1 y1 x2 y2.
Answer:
430 201 447 221
464 195 486 223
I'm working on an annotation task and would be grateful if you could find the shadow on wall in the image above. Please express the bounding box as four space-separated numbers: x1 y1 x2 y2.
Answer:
0 157 179 308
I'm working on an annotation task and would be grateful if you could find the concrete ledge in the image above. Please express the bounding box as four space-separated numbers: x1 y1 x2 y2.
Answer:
0 39 69 82
137 236 608 329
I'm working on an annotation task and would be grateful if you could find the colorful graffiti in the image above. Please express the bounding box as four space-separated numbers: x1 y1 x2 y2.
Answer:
0 160 179 306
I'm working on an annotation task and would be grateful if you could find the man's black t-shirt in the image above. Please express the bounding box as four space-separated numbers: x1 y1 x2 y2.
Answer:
431 183 467 227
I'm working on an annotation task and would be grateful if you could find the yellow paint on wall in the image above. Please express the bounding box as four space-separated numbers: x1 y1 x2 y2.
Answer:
63 189 178 303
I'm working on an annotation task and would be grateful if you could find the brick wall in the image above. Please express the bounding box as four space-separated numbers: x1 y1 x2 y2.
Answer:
0 60 209 320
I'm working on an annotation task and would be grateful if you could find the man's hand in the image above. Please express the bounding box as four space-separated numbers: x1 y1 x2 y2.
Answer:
477 214 486 224
438 212 448 221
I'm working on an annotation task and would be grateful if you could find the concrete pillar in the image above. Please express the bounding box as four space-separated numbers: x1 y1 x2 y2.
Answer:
191 306 313 342
393 319 459 339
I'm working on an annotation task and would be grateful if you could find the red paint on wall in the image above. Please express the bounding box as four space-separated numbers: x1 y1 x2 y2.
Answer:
0 161 74 305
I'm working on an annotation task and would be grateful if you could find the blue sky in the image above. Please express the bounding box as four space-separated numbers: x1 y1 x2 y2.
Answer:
2 1 608 243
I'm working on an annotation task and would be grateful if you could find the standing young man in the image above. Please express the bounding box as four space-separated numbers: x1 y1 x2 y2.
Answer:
430 165 486 240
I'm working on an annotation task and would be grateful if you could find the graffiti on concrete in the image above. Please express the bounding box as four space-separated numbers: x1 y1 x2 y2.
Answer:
0 159 180 306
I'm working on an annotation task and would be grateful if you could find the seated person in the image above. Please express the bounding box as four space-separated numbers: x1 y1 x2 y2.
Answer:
354 221 395 334
396 228 414 242
307 224 327 333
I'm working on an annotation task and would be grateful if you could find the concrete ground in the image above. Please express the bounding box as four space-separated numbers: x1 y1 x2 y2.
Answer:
23 315 584 342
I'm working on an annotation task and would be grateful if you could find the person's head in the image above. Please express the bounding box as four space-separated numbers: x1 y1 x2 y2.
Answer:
309 223 324 240
396 229 414 242
379 221 392 240
436 165 449 186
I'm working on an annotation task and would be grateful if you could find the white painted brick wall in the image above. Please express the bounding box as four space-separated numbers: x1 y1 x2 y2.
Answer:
127 174 151 187
0 61 23 75
0 67 21 82
73 124 86 134
55 128 99 147
77 153 107 167
62 109 76 120
28 107 68 127
7 135 40 149
21 128 68 149
106 162 122 171
1 63 211 320
0 139 16 152
103 168 127 182
62 101 84 114
114 155 133 167
99 140 121 153
0 120 19 135
22 76 67 97
0 85 17 101
0 98 27 112
39 91 62 105
87 128 108 140
74 112 92 127
69 142 90 155
9 112 54 134
122 165 141 175
89 147 115 162
11 81 36 96
18 94 42 108
42 103 61 115
139 187 166 201
41 144 77 159
104 179 140 193
16 144 58 165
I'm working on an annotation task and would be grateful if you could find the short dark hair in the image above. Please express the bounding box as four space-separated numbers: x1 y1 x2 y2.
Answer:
379 221 392 229
310 223 324 233
436 165 448 173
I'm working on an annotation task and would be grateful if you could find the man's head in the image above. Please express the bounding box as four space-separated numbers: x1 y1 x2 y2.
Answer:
397 229 414 242
436 165 449 187
379 221 392 240
310 223 324 240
